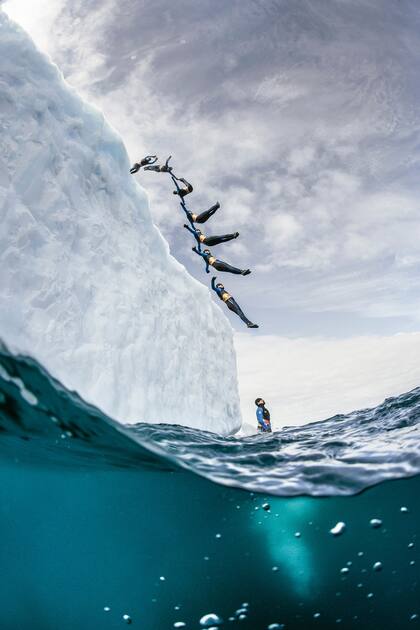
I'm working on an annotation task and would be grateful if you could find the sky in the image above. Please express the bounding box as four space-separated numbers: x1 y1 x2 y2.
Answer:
3 0 420 429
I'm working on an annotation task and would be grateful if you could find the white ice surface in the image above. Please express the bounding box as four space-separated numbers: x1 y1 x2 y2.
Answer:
0 10 241 434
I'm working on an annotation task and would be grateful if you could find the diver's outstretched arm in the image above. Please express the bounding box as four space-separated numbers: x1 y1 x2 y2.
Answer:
211 276 217 292
160 156 173 173
183 224 195 236
180 202 194 224
192 246 204 258
192 247 210 273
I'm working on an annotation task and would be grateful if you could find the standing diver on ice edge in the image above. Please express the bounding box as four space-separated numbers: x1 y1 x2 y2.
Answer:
211 277 258 328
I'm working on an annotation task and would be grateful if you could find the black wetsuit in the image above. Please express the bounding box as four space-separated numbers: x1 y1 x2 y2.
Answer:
130 155 157 174
145 156 173 173
211 277 258 328
193 248 250 275
174 178 193 198
184 225 239 247
184 202 220 225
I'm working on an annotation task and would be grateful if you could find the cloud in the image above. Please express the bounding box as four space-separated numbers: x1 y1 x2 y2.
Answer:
4 0 420 334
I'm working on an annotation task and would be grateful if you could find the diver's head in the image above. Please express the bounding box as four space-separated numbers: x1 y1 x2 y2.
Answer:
255 398 265 407
216 283 224 289
204 249 211 255
196 228 202 235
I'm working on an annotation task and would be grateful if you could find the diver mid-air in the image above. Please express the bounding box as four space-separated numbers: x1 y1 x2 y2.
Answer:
211 277 258 328
184 224 239 248
130 155 158 174
174 178 194 198
192 247 250 276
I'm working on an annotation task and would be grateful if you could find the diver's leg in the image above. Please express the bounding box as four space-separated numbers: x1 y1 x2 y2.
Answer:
226 298 258 328
213 261 250 275
195 202 220 224
204 232 239 246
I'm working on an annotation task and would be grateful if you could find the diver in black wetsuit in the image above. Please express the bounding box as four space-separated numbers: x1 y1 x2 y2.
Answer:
193 247 250 276
173 178 193 198
184 224 239 248
211 277 258 328
130 155 158 174
183 202 220 225
144 155 174 173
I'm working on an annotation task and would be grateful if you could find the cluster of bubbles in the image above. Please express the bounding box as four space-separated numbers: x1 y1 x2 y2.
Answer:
196 603 285 629
101 501 417 627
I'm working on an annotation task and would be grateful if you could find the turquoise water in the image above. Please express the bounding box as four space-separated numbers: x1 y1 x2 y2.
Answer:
0 344 419 629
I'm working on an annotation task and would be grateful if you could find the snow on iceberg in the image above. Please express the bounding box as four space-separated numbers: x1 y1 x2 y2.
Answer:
0 10 241 434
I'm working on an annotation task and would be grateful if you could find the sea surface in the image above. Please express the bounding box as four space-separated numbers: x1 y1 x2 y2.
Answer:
0 342 419 629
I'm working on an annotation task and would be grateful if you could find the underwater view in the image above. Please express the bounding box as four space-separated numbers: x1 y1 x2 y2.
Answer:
2 3 420 629
1 343 419 630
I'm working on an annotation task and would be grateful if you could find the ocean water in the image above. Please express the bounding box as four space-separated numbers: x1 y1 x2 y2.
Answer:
0 343 419 629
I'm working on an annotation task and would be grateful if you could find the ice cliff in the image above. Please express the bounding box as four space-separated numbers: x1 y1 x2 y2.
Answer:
0 10 241 434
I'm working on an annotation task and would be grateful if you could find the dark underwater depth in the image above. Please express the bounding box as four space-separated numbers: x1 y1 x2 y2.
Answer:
0 343 419 630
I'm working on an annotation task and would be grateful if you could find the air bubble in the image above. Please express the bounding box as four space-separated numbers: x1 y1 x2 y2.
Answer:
373 562 382 572
123 614 132 624
294 532 301 538
104 606 110 612
330 522 346 536
215 533 222 539
200 613 223 627
262 503 270 511
369 518 382 529
401 506 409 513
174 623 186 628
272 566 279 572
267 624 285 630
340 567 349 574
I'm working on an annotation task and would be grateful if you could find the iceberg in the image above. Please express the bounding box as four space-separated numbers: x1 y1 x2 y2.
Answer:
0 10 241 434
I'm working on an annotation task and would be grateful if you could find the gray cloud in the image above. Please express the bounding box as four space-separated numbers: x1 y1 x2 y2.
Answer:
4 0 420 335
